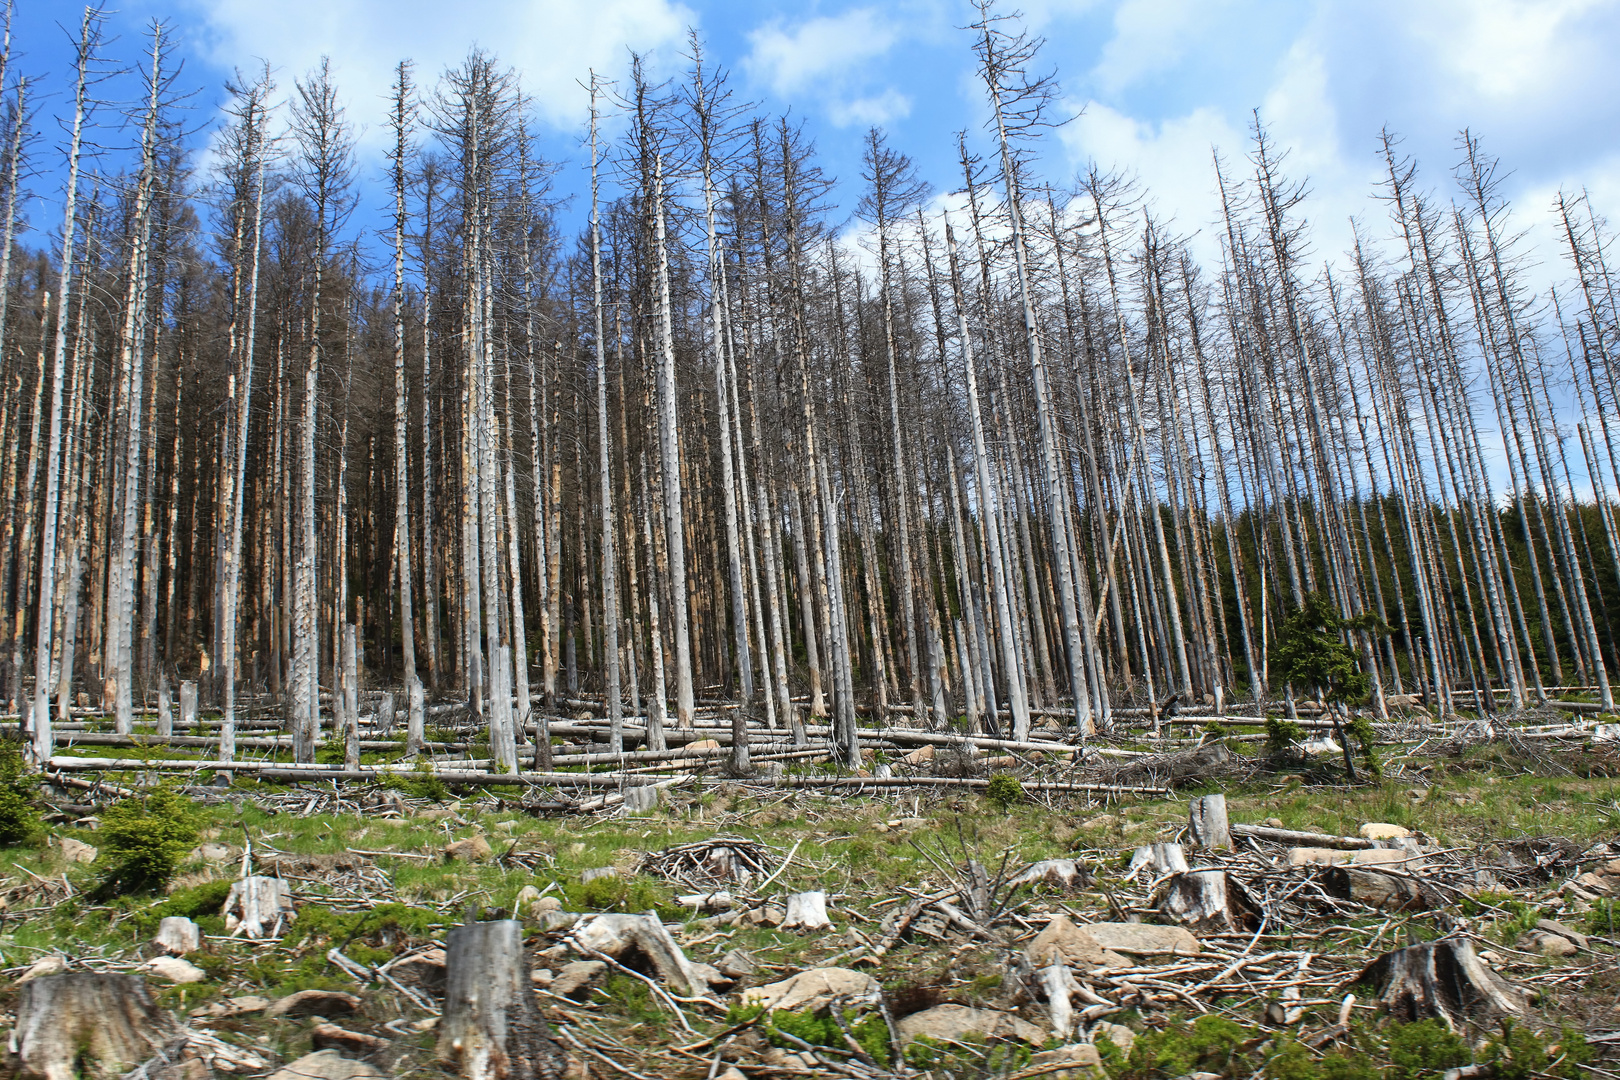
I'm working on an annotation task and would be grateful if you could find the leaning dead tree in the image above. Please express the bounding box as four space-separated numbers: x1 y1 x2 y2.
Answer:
4 4 1620 771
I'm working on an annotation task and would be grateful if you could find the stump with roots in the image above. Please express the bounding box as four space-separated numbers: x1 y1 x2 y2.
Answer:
1353 937 1533 1029
437 919 568 1080
570 913 710 995
11 973 175 1080
225 876 294 939
1158 869 1261 933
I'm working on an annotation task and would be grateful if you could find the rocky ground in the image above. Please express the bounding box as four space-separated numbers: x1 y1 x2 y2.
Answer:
2 720 1619 1079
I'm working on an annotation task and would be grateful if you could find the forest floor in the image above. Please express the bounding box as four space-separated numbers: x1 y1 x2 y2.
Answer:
2 710 1619 1079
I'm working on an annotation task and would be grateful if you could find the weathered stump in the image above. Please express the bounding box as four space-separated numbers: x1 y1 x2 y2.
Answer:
12 973 175 1080
782 890 833 931
407 678 426 756
153 916 201 956
178 681 198 731
224 876 294 939
1352 938 1532 1029
1159 869 1260 933
157 673 173 738
1188 794 1232 850
1128 843 1190 877
438 920 568 1080
571 912 708 995
374 691 396 738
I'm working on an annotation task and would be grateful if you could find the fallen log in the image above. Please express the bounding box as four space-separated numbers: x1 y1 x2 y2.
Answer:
1232 824 1376 850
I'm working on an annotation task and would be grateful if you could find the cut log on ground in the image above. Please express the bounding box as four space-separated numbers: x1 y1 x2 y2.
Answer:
1352 938 1533 1028
225 876 294 939
1158 870 1260 933
1188 794 1232 850
12 973 176 1080
438 919 569 1080
1325 867 1433 912
1231 824 1376 850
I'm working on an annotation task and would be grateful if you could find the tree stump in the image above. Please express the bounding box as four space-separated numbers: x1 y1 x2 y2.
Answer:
782 891 833 931
157 673 173 738
571 912 708 995
1352 938 1532 1028
1188 794 1232 850
621 785 660 815
438 919 568 1080
153 916 201 956
1158 870 1260 933
407 678 426 756
12 972 175 1080
375 691 396 738
1129 843 1189 877
178 681 198 731
225 876 294 939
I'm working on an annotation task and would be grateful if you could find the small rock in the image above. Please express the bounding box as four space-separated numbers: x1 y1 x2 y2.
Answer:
59 837 98 864
531 968 554 988
1097 1023 1136 1052
1026 915 1121 969
266 1050 385 1080
311 1023 389 1054
580 865 618 884
1288 847 1353 867
742 968 881 1013
192 995 270 1019
541 910 584 931
444 835 492 862
266 989 362 1019
16 955 66 984
145 955 207 983
418 806 459 821
1535 918 1588 950
1359 822 1411 840
514 884 543 911
718 948 757 978
154 916 202 955
191 842 234 863
716 1069 748 1080
550 960 609 1000
495 819 524 832
1353 848 1418 868
1081 814 1119 831
1574 872 1614 895
903 744 935 765
1518 930 1577 957
1262 818 1285 829
1080 922 1201 956
534 895 563 914
1026 1044 1103 1078
897 1004 1048 1047
412 1017 439 1033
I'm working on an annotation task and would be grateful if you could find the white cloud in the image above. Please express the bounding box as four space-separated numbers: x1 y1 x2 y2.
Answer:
1401 0 1608 105
1058 101 1244 262
829 90 913 129
1090 0 1228 94
742 8 898 97
183 0 694 145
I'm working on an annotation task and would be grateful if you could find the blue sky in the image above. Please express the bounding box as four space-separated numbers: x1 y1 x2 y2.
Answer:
11 0 1620 277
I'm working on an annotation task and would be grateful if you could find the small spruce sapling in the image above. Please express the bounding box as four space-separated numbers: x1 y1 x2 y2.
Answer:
1272 591 1390 781
99 784 200 893
0 738 41 846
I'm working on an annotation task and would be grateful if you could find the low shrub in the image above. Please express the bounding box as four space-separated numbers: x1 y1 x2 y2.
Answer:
0 738 40 847
99 785 200 893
